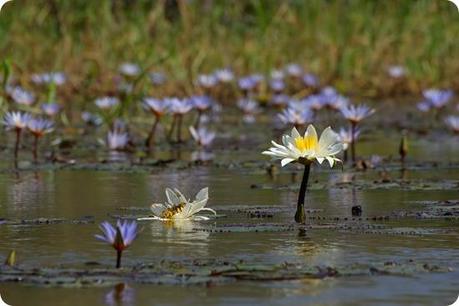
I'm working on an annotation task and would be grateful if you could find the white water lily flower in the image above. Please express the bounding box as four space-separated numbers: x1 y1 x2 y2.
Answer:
263 125 343 167
139 187 216 221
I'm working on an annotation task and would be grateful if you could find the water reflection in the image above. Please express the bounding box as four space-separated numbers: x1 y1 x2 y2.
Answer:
104 283 135 306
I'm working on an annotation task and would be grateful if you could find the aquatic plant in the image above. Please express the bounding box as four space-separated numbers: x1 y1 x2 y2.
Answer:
278 107 313 129
167 97 193 143
2 111 32 160
7 86 35 106
95 220 139 268
338 127 361 162
189 126 215 147
263 125 343 223
191 95 213 128
139 187 216 221
422 89 453 109
143 98 169 148
340 104 375 163
107 131 129 151
445 116 459 134
41 103 60 117
27 118 54 162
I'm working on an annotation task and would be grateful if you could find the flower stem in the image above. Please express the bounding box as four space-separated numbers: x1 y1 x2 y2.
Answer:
295 163 311 223
145 116 159 149
167 115 177 141
14 129 21 161
350 122 357 164
116 250 122 269
33 136 39 163
177 114 183 143
195 111 202 129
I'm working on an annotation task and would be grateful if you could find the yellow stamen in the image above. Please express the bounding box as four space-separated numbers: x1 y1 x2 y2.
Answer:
295 134 318 152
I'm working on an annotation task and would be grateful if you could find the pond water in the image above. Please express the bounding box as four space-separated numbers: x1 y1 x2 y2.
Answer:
0 110 458 305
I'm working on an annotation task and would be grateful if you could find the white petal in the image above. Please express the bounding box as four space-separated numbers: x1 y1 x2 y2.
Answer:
165 188 180 205
281 158 295 167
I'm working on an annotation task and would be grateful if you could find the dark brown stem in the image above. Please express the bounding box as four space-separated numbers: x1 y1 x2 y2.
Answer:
116 250 122 269
33 136 39 163
14 129 21 161
350 122 357 164
343 149 348 163
145 116 159 148
167 115 177 141
194 111 202 129
295 163 311 223
177 114 183 143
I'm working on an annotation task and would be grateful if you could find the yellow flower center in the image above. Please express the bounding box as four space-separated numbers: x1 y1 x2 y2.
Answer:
295 135 318 152
161 203 185 219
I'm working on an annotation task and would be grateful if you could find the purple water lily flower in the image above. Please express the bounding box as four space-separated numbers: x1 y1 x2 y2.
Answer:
422 89 453 109
107 131 129 150
270 79 285 92
445 116 459 134
31 72 66 85
197 74 218 89
271 94 290 108
28 118 54 162
302 73 319 87
189 126 216 147
278 107 313 128
237 98 260 116
8 86 35 106
191 95 213 112
95 220 139 268
285 63 303 77
143 98 169 117
41 103 60 116
214 68 234 83
2 111 32 159
340 104 375 123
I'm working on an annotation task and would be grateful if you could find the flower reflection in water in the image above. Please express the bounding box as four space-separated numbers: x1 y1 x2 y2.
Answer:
104 283 135 306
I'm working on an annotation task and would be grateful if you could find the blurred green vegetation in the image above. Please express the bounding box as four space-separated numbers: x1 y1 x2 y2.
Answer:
0 0 458 94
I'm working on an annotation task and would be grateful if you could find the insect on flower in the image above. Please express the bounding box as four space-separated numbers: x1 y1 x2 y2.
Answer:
95 220 139 268
138 187 216 221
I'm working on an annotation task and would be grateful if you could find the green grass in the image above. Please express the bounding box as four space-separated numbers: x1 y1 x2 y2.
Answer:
0 0 458 96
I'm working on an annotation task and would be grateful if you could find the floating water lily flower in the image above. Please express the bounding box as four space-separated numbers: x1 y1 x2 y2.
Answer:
340 104 374 163
139 187 216 221
95 220 139 268
191 95 213 128
167 98 193 143
238 98 260 124
285 63 303 77
143 98 169 148
41 103 60 116
422 89 453 109
262 125 343 223
8 86 35 106
238 75 262 92
387 65 406 78
31 72 66 85
2 111 32 160
445 116 459 134
189 126 216 147
197 74 218 89
214 68 234 83
119 62 141 77
107 131 129 150
28 118 54 162
95 97 119 110
303 94 324 112
278 107 313 129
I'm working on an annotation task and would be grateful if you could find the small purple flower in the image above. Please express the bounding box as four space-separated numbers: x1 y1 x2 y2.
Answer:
387 65 406 78
191 95 213 112
95 220 139 268
28 118 54 137
168 98 193 115
238 75 263 91
278 107 313 127
8 86 35 106
302 73 319 87
271 94 290 108
119 63 141 77
2 111 32 130
214 68 234 83
303 94 324 111
197 74 218 89
189 126 216 147
340 104 375 123
31 72 66 85
445 116 459 134
422 89 453 109
107 131 129 150
95 97 119 110
149 72 166 85
270 79 285 92
285 63 303 77
143 98 169 117
237 98 260 115
339 127 361 151
41 103 60 116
